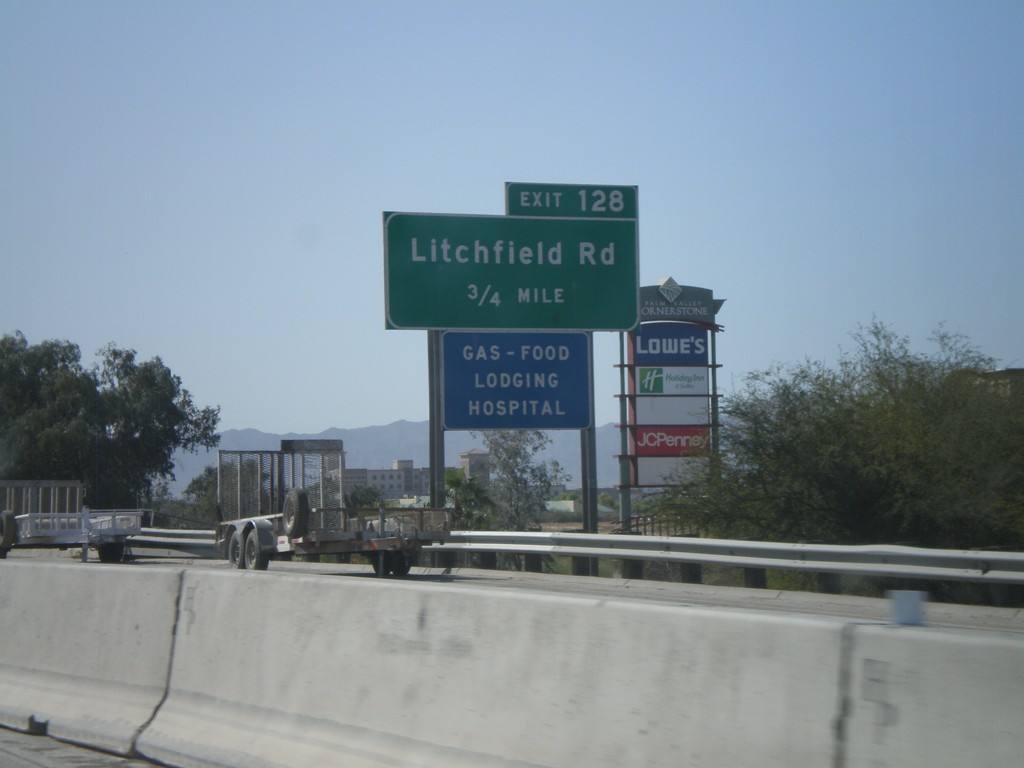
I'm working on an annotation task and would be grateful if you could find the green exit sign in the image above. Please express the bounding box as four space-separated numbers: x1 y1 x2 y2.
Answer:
505 182 638 219
383 212 638 331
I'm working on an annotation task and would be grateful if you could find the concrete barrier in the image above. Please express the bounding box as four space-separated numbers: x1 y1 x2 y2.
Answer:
841 624 1024 768
136 569 848 767
1 563 1021 766
0 560 181 754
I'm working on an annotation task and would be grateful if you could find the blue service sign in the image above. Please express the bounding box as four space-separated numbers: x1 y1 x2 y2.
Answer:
442 331 592 430
632 322 709 366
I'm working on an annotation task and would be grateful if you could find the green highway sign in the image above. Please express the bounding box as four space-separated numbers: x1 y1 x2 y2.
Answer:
383 212 639 331
505 182 638 219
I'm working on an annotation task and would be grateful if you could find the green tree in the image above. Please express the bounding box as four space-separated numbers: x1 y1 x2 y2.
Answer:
345 484 383 508
478 430 567 531
658 322 1024 550
0 334 99 481
183 465 220 526
444 467 495 529
0 332 220 507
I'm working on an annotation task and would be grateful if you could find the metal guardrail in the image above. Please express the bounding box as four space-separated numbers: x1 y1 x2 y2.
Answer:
128 528 220 558
425 531 1024 585
126 527 1024 585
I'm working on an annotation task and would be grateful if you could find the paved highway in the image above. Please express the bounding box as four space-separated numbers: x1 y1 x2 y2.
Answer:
10 547 1024 634
127 550 1024 634
0 726 154 768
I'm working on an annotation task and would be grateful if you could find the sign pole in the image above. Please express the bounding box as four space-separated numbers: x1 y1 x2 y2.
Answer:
574 333 599 576
428 330 445 508
617 331 632 531
710 326 720 455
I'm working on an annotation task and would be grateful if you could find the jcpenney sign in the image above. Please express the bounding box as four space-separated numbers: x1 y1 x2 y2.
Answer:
633 425 710 457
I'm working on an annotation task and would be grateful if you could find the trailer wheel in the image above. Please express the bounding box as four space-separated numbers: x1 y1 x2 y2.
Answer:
97 543 125 563
244 528 270 571
282 489 310 538
390 551 411 577
227 529 245 569
1 510 16 550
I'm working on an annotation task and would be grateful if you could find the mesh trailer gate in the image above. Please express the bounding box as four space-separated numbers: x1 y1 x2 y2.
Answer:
217 440 344 522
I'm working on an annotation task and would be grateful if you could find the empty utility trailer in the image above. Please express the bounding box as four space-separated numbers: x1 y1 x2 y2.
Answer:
216 439 449 574
0 480 142 562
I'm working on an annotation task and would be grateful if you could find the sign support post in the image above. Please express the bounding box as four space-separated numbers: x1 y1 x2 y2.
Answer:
618 331 633 531
573 332 599 576
428 331 445 509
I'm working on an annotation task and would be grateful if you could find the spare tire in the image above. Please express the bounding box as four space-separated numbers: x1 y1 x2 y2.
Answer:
282 489 310 538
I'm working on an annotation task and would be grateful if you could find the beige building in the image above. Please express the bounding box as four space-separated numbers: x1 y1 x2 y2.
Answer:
344 452 493 499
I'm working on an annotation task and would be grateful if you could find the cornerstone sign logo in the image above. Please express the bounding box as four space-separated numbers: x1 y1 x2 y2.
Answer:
639 277 720 323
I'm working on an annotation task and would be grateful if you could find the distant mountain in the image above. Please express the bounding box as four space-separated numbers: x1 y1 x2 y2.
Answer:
170 421 624 495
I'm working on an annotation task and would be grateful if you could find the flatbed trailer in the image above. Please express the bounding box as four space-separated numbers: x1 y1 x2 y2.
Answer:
216 440 449 574
0 480 142 563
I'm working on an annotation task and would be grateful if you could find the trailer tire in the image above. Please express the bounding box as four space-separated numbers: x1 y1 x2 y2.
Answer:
244 528 270 571
227 528 245 569
371 551 385 576
97 542 125 563
282 489 310 538
390 551 411 577
1 510 16 550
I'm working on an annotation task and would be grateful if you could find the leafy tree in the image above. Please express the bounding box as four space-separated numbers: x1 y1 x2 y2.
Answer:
0 334 99 482
444 467 495 529
345 484 383 508
0 332 220 507
477 430 567 531
657 322 1024 550
183 465 220 526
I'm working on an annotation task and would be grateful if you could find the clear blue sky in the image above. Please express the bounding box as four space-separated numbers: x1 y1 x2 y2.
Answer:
3 0 1021 433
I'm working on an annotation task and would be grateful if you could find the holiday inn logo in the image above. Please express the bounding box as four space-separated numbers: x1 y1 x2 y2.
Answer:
637 366 710 396
639 367 664 394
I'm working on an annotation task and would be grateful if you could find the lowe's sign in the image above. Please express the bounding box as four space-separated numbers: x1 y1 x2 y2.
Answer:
442 331 591 430
633 322 709 367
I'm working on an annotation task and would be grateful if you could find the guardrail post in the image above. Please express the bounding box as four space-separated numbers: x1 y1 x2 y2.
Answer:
432 549 458 571
744 568 767 589
571 557 598 577
680 562 702 584
618 530 646 579
621 559 645 579
524 554 544 573
478 552 497 570
80 506 90 562
817 572 842 594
